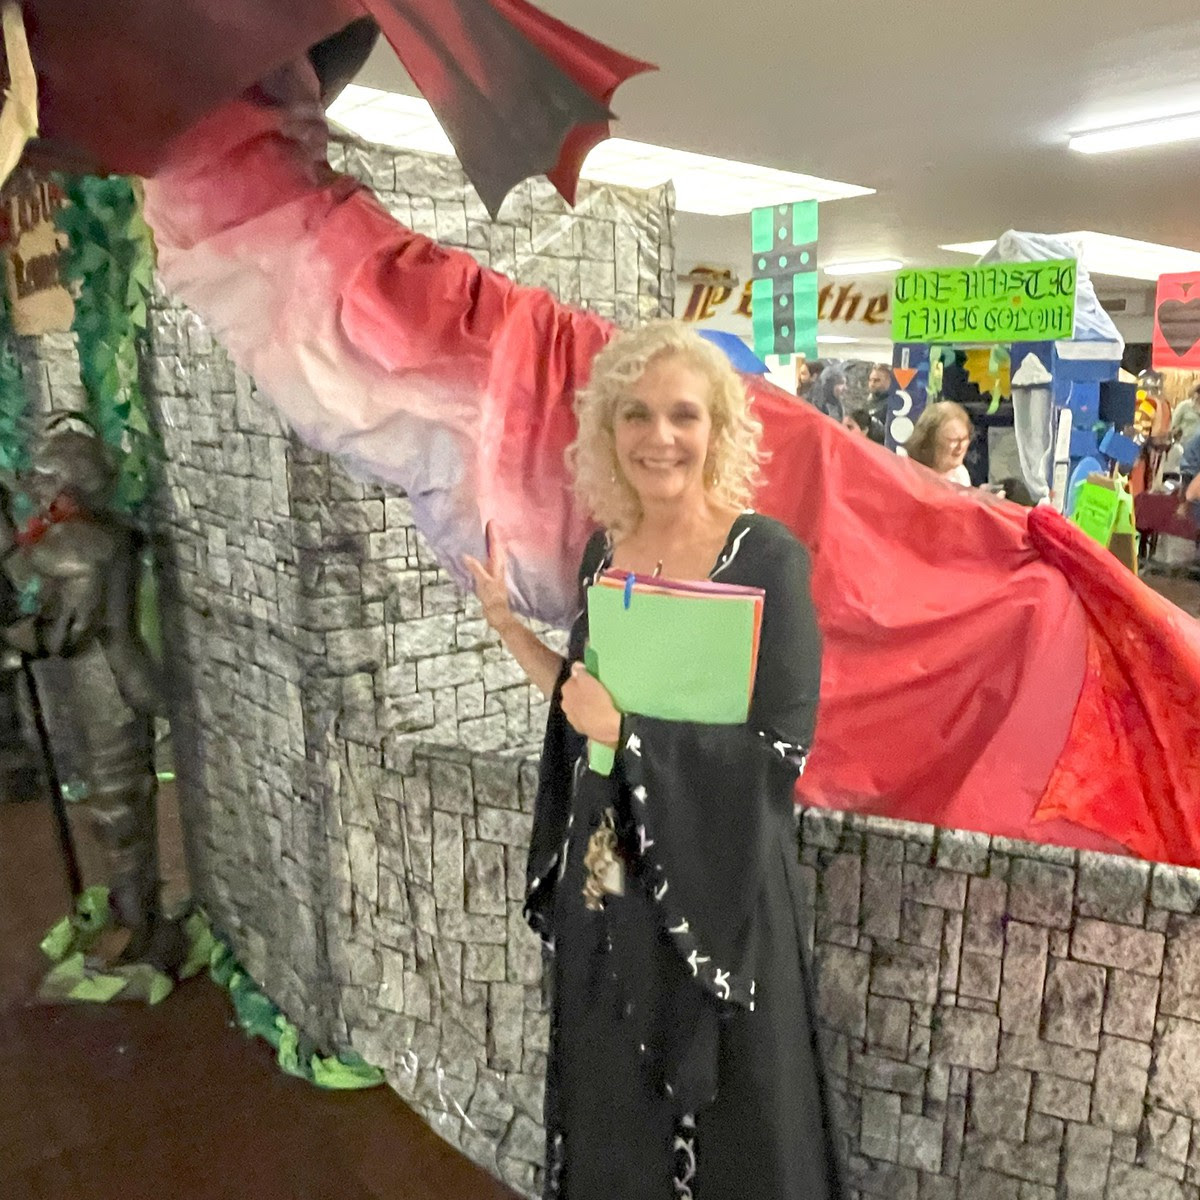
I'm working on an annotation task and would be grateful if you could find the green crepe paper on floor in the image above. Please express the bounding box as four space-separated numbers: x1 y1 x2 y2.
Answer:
39 885 112 962
179 910 216 981
96 962 174 1005
35 898 383 1087
39 951 141 1005
205 924 384 1091
69 973 129 1003
229 972 285 1049
277 1016 306 1079
44 954 126 1003
311 1051 387 1090
40 916 77 963
38 888 175 1005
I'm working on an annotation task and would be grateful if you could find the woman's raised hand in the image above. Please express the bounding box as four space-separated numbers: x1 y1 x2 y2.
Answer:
464 522 515 634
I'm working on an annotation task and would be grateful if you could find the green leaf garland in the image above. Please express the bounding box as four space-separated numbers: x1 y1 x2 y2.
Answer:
55 175 159 512
0 280 29 483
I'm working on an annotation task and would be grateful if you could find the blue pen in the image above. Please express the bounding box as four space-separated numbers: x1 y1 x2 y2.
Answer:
623 572 634 609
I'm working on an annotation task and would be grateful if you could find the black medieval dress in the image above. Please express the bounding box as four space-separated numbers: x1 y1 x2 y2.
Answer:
525 512 844 1199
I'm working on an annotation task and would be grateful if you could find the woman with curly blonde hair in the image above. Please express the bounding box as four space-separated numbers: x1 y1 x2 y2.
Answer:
467 320 841 1199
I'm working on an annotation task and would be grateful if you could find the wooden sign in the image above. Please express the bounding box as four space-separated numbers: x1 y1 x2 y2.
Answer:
1152 272 1200 371
1 171 75 335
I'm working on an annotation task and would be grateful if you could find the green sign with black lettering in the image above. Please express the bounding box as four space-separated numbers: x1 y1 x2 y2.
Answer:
892 259 1077 344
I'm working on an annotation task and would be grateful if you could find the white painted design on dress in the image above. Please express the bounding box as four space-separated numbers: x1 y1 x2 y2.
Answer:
710 524 751 579
673 1115 697 1199
713 969 731 1000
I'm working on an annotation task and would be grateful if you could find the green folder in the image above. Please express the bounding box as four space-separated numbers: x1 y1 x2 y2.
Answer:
584 575 764 776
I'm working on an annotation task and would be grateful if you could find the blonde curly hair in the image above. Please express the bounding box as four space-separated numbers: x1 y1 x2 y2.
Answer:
568 320 764 533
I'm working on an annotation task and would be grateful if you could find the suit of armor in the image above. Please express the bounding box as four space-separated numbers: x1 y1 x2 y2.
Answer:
1 426 182 969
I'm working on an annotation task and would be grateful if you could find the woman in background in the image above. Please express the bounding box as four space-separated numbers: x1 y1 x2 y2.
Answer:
795 357 823 401
811 364 848 422
904 400 974 486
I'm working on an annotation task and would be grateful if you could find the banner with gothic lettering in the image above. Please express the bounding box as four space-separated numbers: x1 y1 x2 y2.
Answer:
677 262 891 346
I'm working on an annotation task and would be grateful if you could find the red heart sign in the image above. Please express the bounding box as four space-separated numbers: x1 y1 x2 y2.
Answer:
1153 272 1200 370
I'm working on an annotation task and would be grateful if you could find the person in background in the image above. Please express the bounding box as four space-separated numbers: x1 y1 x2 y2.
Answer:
843 408 883 443
1171 384 1200 452
866 363 893 427
795 357 822 402
811 363 848 422
1181 428 1200 527
903 401 974 487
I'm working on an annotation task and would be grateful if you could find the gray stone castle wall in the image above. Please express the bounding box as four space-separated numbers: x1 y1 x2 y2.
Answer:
144 139 674 1194
802 808 1200 1200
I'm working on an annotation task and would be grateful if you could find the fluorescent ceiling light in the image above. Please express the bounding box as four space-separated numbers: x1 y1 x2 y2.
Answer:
1069 112 1200 155
327 88 455 156
328 85 873 217
824 259 902 276
582 138 872 216
940 232 1200 282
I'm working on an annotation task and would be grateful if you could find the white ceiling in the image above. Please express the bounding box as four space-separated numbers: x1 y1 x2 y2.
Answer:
355 0 1200 291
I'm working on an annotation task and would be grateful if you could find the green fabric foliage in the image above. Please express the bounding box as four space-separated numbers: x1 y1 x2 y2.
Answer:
54 175 159 511
205 921 385 1091
0 282 29 481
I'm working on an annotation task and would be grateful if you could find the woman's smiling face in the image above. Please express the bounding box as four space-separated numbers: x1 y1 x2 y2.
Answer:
613 354 714 507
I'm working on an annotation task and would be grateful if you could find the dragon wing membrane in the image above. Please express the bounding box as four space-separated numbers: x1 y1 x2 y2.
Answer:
143 81 1200 865
363 0 654 216
23 0 652 214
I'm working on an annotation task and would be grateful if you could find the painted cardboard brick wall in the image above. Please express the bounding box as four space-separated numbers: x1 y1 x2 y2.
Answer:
800 807 1200 1200
143 137 674 1195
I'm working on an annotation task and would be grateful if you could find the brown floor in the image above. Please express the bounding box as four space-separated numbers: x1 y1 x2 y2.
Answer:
0 795 519 1200
1144 569 1200 618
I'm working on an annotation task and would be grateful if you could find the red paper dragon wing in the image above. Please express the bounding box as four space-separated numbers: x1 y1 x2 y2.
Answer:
363 0 654 216
23 0 362 175
22 0 650 213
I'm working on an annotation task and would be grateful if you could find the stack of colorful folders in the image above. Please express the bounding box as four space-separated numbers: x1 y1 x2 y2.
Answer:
584 569 765 775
